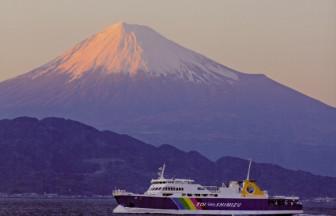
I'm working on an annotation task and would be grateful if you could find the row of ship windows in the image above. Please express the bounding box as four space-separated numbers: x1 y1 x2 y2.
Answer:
153 181 193 184
152 181 174 184
268 199 299 206
151 187 184 191
151 187 206 191
162 193 218 197
183 193 218 197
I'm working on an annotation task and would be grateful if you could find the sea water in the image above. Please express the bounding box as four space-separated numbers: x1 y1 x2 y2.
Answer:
0 197 334 216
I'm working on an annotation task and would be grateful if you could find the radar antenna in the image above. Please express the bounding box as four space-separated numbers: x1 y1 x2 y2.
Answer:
246 159 252 180
158 163 166 179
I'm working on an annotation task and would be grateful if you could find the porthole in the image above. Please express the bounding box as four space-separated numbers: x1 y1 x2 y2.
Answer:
247 186 254 193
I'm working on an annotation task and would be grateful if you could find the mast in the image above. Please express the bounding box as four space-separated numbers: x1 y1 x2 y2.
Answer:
246 159 252 180
158 163 166 179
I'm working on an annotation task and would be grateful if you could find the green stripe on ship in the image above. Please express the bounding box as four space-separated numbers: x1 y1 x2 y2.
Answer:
178 197 191 209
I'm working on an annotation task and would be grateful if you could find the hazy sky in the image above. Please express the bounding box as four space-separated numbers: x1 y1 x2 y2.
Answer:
1 0 335 107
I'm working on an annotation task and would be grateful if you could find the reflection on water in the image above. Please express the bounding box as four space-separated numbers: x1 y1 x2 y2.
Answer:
0 198 334 216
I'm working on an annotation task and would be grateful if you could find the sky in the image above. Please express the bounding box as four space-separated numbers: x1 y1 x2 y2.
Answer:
1 0 335 107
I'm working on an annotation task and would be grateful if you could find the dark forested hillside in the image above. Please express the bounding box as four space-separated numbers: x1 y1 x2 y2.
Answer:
0 117 335 198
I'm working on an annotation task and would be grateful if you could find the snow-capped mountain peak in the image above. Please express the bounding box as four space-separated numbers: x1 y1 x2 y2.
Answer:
33 22 239 83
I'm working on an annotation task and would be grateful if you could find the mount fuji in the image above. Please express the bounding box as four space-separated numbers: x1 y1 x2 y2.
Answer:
0 22 335 176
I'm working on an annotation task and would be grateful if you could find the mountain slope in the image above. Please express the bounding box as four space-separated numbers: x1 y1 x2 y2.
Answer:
0 22 335 176
0 116 335 198
3 22 238 85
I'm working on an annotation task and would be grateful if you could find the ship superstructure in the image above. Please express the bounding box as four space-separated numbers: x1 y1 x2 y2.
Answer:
113 161 303 215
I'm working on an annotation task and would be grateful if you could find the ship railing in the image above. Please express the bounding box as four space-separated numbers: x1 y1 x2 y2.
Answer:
271 195 299 200
112 189 129 196
203 186 219 192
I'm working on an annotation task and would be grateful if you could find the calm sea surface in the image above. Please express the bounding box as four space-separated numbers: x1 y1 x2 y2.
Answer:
0 198 334 216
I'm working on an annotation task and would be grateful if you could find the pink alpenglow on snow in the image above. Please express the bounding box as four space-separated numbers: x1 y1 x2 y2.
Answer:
32 22 239 83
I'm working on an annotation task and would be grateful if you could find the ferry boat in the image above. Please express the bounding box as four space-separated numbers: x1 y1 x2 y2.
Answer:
113 161 303 215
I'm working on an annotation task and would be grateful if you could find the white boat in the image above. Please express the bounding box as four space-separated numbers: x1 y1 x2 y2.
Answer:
113 160 303 215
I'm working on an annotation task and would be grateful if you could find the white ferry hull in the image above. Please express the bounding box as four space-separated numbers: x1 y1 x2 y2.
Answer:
113 204 303 215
